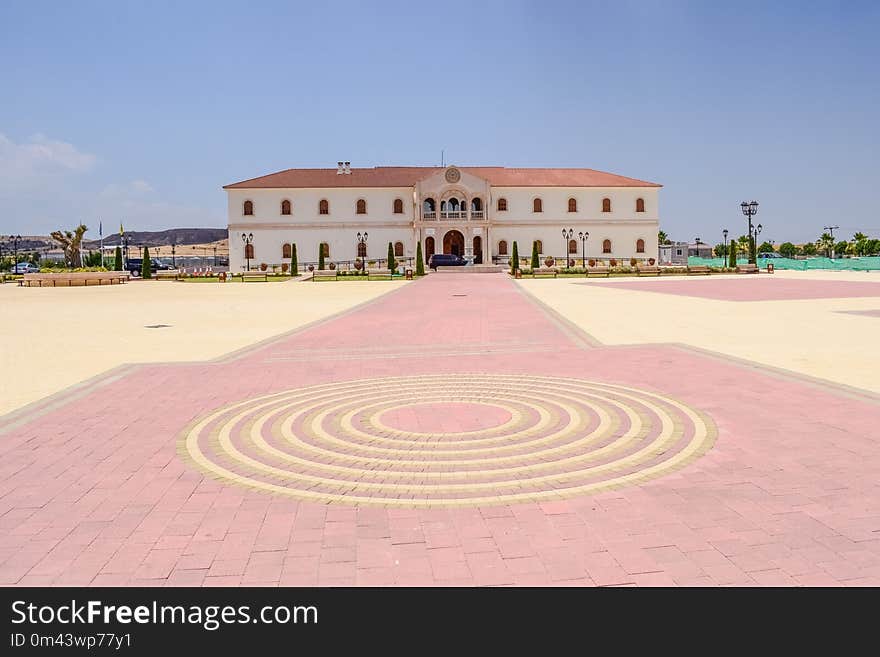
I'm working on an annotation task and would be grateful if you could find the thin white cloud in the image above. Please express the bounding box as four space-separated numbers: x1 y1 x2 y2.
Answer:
0 132 96 185
100 179 156 198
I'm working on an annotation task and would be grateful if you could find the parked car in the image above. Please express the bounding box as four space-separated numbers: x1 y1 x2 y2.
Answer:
126 258 173 275
758 252 783 259
427 254 467 270
11 262 40 274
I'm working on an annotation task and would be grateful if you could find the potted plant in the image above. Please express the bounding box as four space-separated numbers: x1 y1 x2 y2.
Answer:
355 259 364 271
588 259 596 267
259 262 268 271
648 257 656 265
308 264 314 272
544 256 555 267
281 263 289 273
329 262 336 270
630 257 638 267
610 258 618 267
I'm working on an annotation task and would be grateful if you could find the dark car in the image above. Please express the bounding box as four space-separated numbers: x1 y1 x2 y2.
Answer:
126 258 173 275
428 254 467 270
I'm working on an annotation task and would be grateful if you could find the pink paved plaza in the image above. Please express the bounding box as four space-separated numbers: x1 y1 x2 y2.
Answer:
2 273 879 587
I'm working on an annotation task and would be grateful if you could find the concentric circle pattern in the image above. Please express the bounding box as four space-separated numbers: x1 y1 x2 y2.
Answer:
181 374 716 508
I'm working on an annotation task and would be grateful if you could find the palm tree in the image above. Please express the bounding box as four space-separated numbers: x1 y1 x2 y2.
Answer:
658 230 670 245
50 224 88 268
817 232 834 257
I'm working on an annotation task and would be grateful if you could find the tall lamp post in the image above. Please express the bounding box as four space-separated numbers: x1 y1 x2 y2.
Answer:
122 235 131 268
561 228 573 267
170 242 177 269
578 231 590 267
824 225 839 258
722 229 729 267
754 224 763 257
740 200 759 264
9 235 22 269
357 232 368 269
241 232 253 271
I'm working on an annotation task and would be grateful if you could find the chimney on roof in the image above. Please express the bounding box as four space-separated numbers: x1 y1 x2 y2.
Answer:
337 161 344 175
343 161 351 174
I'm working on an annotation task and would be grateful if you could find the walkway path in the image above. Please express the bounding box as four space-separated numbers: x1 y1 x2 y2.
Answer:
1 273 879 586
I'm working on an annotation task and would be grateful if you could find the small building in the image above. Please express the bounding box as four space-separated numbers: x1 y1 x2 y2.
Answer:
687 241 714 259
659 241 688 265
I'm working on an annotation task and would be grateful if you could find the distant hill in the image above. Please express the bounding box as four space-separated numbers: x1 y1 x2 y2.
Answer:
84 228 227 248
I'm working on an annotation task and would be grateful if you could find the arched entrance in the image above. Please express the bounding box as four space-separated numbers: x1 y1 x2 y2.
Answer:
473 236 482 264
425 236 435 258
443 230 465 256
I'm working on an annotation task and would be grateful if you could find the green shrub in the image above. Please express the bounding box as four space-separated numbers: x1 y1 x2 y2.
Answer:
114 247 123 271
531 241 539 269
387 242 396 272
416 241 425 276
291 243 298 275
318 243 325 270
728 240 737 268
511 241 519 274
142 247 152 279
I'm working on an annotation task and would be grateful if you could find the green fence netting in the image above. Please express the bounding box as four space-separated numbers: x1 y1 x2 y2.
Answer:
687 256 880 271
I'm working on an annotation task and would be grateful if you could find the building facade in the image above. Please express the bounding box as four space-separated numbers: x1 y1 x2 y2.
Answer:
224 163 661 271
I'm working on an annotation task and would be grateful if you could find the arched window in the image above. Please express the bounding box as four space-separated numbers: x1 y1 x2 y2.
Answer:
357 242 367 258
425 236 435 257
568 239 577 254
471 198 483 211
497 198 507 211
321 242 330 258
568 198 577 213
356 199 367 214
243 200 253 216
282 243 291 259
393 198 404 214
394 241 404 257
423 198 436 211
602 198 611 213
498 240 508 255
602 239 612 253
636 198 645 213
636 239 645 253
245 243 254 259
281 199 291 215
319 199 329 215
535 240 543 253
533 198 543 213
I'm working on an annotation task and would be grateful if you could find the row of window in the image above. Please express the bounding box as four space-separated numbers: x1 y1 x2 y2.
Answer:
243 198 406 217
243 196 648 217
497 238 646 255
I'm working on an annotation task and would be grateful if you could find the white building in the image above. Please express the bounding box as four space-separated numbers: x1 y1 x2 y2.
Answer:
224 163 661 271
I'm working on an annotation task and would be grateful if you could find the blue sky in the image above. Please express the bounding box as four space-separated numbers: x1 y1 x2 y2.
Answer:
1 0 878 243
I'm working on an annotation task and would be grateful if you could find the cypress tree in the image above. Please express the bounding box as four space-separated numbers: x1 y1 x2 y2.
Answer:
531 240 540 270
511 241 519 275
387 242 396 272
142 246 152 279
728 240 737 268
415 241 425 276
318 243 325 270
291 243 298 275
114 246 123 271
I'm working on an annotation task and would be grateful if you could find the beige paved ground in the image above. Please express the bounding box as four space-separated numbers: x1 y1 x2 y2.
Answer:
518 269 880 394
0 279 406 415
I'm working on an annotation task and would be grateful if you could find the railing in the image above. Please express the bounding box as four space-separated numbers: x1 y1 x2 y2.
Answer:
440 211 462 220
423 211 436 220
471 210 484 219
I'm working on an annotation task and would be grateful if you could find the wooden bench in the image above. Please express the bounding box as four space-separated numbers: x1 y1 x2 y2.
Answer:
636 265 660 276
241 272 269 282
19 272 130 287
155 270 182 281
687 265 711 276
736 263 759 274
367 268 393 280
532 267 557 278
312 269 338 282
586 266 610 278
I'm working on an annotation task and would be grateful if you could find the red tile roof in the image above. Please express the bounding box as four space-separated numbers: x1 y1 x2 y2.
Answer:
223 166 661 189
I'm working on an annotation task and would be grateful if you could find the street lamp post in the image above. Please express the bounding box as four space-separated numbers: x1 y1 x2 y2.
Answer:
562 228 573 267
9 235 22 270
213 246 218 267
754 224 763 257
578 231 590 268
241 232 254 271
357 232 368 270
722 229 729 267
740 200 759 264
171 242 177 269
